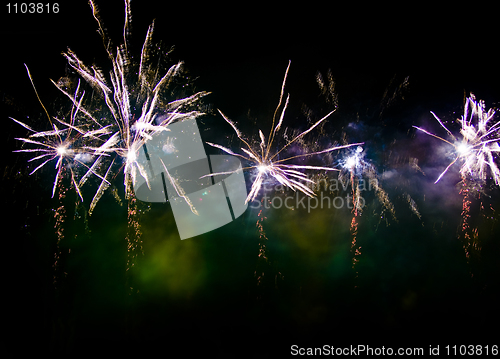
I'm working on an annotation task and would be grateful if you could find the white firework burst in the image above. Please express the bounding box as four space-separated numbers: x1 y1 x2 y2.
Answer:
13 0 209 214
205 60 362 204
413 94 500 185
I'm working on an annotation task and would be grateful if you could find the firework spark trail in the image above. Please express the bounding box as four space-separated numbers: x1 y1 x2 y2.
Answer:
457 175 490 273
204 61 362 204
349 182 361 283
460 179 474 265
12 0 209 216
403 192 422 221
253 199 285 297
350 176 361 278
255 204 269 291
52 172 67 288
341 146 365 282
316 68 338 107
338 145 396 284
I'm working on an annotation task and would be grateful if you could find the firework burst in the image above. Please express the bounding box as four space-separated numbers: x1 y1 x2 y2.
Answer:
413 94 500 185
205 61 362 204
11 65 108 202
12 0 209 215
414 94 500 269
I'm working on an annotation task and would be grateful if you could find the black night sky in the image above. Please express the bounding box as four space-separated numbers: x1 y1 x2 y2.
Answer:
2 1 500 356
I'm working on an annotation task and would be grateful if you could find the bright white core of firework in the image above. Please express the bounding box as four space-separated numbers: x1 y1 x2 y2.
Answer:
346 156 357 168
126 150 137 163
57 145 68 157
258 164 269 173
344 146 363 169
457 142 471 155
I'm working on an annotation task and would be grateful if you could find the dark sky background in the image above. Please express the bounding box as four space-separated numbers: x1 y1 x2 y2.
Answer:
2 1 500 356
